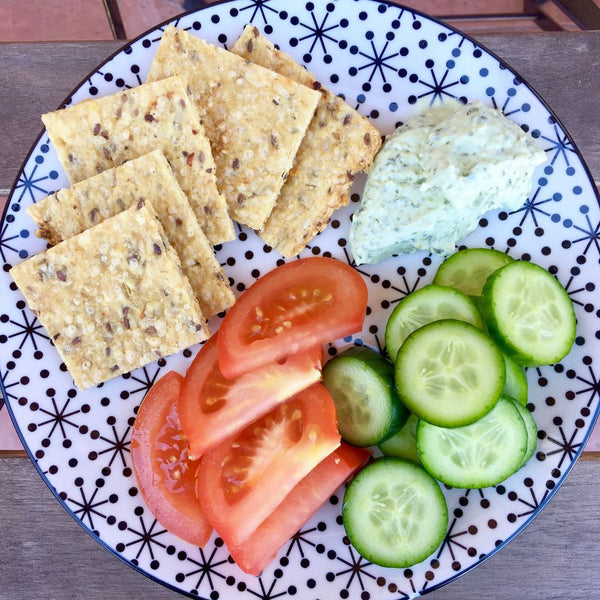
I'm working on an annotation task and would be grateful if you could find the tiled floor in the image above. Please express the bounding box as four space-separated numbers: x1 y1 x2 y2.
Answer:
0 2 598 453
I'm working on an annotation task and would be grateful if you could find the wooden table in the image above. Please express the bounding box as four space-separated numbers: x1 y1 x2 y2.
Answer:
1 32 599 600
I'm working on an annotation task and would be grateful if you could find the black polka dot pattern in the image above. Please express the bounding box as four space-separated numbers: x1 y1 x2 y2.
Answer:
0 1 598 598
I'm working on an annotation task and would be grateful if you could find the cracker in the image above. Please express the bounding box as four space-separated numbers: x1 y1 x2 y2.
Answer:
41 75 234 245
27 150 234 317
147 26 321 230
11 200 208 390
232 26 382 257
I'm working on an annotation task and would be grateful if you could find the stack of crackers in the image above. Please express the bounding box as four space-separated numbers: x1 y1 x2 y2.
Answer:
11 25 381 390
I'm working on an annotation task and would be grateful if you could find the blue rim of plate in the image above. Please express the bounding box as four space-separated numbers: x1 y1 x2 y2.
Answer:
1 1 599 598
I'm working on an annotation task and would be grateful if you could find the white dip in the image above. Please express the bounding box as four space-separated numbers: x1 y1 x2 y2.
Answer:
349 100 547 265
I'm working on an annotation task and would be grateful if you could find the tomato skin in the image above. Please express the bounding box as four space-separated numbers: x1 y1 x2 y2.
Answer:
180 334 323 459
217 257 368 379
230 443 372 575
195 383 341 550
130 371 212 547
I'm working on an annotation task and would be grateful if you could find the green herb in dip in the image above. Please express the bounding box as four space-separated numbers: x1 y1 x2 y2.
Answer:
350 100 546 265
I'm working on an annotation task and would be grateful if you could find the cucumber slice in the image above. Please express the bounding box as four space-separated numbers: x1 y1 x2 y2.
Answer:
323 346 408 447
385 284 485 362
343 458 448 568
417 396 528 488
481 261 576 366
503 354 528 406
395 319 505 428
433 248 515 296
507 396 538 467
378 413 420 464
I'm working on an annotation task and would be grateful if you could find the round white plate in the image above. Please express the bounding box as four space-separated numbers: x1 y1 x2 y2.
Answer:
1 1 599 598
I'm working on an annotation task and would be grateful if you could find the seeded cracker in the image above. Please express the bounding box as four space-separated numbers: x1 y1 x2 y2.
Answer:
41 75 234 245
27 150 234 317
147 26 321 230
231 26 382 257
11 201 209 390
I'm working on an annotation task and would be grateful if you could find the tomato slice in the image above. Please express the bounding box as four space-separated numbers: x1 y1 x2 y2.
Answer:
230 443 371 575
217 257 368 379
130 371 212 547
179 334 323 459
195 383 341 550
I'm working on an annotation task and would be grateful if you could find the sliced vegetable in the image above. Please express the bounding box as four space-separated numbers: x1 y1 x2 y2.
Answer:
480 260 576 366
417 396 528 488
508 396 538 468
195 383 341 550
179 334 323 459
322 345 408 447
395 319 505 428
342 457 448 568
378 413 420 464
217 257 368 379
503 353 528 406
433 248 515 296
230 443 371 575
385 284 484 362
130 371 212 547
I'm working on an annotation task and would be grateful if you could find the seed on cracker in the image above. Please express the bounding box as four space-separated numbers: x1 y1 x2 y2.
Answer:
41 75 234 245
147 26 321 230
232 25 382 257
27 150 234 318
11 200 208 390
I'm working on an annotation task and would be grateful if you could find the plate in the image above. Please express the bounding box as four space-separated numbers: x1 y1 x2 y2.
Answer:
1 1 599 598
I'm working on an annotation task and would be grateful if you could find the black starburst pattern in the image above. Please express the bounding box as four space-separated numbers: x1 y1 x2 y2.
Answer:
348 39 401 88
245 575 289 600
66 485 111 531
178 544 231 591
331 543 377 592
411 67 463 105
511 484 548 518
565 213 600 260
290 5 346 56
573 362 600 408
540 122 576 167
0 218 27 262
545 425 581 468
509 185 557 228
3 305 49 351
436 516 470 562
93 421 132 469
121 515 169 561
236 0 279 25
124 364 165 398
32 396 84 442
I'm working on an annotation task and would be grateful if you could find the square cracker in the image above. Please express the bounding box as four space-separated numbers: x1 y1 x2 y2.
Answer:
27 150 234 317
41 75 234 245
11 200 208 390
232 26 382 257
147 26 321 230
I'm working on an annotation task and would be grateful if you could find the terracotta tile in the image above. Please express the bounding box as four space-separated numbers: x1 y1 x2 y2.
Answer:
118 0 190 39
0 0 113 42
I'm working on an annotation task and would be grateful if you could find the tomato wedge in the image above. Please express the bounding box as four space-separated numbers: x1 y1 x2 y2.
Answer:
230 443 372 575
217 257 368 379
179 334 323 459
130 371 212 547
195 383 341 550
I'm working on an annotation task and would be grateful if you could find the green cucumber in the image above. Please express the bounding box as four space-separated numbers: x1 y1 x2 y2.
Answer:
481 260 576 366
507 396 538 468
385 284 484 362
395 319 505 428
417 396 528 488
378 413 420 464
433 248 515 296
323 346 408 447
342 458 448 568
503 353 528 406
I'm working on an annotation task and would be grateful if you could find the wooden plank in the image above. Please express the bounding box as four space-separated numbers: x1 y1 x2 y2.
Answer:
0 455 598 599
0 32 598 197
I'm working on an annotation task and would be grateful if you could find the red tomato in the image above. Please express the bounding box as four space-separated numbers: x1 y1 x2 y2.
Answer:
195 383 341 550
130 371 212 547
179 334 323 459
229 443 372 575
217 257 368 379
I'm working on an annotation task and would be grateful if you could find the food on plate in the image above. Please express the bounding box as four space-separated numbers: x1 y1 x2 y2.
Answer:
147 26 321 231
41 75 234 244
26 150 234 317
130 370 212 547
342 457 448 569
229 442 371 576
10 200 208 389
216 256 368 379
195 383 341 550
350 100 547 264
378 413 421 464
503 353 528 406
231 25 382 257
480 259 577 366
322 345 408 447
416 396 531 488
384 283 485 362
179 334 323 458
